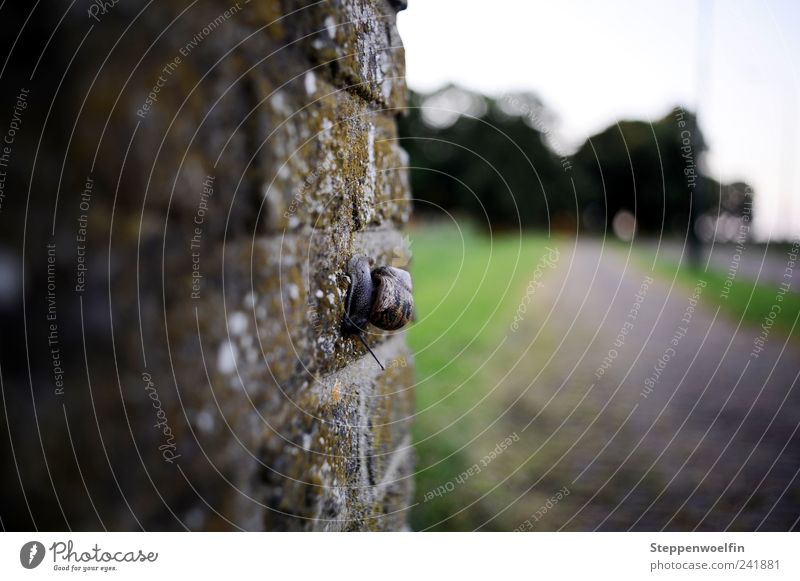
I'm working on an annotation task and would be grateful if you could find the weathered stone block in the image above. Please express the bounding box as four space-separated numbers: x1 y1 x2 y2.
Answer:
0 0 414 532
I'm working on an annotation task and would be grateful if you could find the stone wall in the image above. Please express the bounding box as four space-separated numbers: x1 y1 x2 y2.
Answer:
0 0 414 531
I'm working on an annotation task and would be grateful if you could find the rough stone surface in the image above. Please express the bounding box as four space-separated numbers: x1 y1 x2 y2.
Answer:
0 0 413 531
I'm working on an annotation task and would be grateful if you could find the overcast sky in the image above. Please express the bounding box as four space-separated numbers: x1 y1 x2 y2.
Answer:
398 0 800 241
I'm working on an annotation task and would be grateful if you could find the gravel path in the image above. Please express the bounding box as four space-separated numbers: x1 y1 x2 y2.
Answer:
480 238 800 531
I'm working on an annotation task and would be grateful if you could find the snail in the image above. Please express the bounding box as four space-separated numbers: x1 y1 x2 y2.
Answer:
341 255 413 370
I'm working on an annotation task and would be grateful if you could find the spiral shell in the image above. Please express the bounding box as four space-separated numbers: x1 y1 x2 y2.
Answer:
341 256 413 370
369 266 413 330
342 256 413 334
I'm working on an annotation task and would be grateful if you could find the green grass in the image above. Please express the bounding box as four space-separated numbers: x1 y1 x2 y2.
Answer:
633 246 800 341
406 222 556 530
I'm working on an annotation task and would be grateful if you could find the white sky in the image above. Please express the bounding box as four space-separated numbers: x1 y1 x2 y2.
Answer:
398 0 800 241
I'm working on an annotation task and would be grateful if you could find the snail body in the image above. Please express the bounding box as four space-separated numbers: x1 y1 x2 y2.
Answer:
342 255 413 369
342 255 374 336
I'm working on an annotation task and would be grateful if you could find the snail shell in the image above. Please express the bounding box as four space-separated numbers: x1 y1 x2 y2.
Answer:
369 266 413 330
342 256 413 334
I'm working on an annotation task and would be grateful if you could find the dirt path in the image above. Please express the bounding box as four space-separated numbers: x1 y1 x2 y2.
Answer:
475 238 800 531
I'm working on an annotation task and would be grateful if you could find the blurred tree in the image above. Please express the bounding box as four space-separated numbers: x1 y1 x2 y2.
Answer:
399 88 753 237
398 87 570 232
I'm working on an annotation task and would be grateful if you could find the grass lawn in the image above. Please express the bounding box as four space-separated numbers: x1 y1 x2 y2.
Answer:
406 222 556 530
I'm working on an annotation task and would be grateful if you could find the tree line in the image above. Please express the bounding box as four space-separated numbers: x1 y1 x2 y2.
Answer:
398 86 752 238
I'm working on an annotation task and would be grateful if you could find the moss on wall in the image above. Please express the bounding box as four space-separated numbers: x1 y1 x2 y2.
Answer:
0 0 414 531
